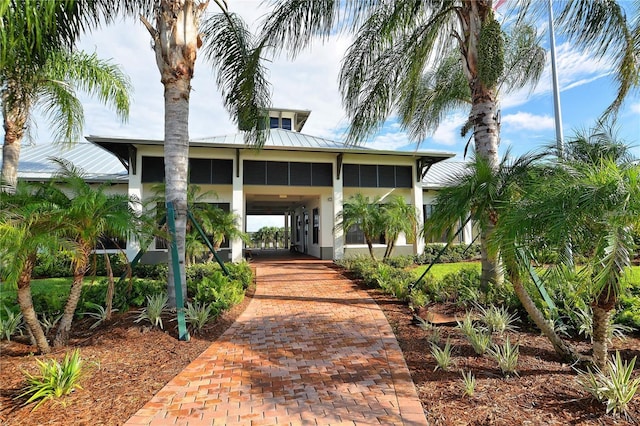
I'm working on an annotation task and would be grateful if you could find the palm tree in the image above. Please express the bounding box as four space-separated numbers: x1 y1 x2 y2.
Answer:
381 196 418 260
205 207 248 252
497 124 639 367
261 0 639 284
337 193 384 260
139 0 270 306
1 49 131 193
44 160 146 347
0 183 63 354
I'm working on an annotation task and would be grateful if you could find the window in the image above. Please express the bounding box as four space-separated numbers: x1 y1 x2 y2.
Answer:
269 117 279 129
141 157 233 184
281 118 292 130
345 222 384 245
343 164 412 188
244 160 332 187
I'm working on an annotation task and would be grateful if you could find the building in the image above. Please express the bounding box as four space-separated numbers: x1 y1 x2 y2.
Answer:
5 108 474 263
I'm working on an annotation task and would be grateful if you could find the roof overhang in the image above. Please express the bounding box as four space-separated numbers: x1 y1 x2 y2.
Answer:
86 134 456 173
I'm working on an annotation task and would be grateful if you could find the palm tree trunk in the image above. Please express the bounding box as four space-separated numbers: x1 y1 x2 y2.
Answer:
54 253 89 347
143 0 202 307
104 253 114 321
1 99 28 194
592 292 616 369
511 272 579 362
16 254 51 354
479 223 502 291
366 238 376 261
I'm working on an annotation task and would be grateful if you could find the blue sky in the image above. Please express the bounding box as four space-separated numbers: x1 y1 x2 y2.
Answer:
27 1 639 162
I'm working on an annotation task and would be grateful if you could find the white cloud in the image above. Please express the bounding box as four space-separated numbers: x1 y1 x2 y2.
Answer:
364 130 414 151
431 113 467 146
630 103 640 115
502 112 555 131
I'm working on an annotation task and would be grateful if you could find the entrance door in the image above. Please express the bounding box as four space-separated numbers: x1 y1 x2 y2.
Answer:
303 212 309 253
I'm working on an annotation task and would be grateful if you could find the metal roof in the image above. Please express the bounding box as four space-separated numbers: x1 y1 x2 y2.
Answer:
1 142 127 182
88 129 456 171
422 161 468 189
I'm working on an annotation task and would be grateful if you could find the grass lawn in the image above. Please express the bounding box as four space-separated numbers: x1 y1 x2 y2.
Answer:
412 262 480 280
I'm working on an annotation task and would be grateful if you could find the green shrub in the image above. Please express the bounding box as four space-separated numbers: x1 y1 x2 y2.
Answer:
384 255 414 268
32 292 67 317
488 337 519 377
78 278 165 313
184 301 217 333
225 261 253 290
409 289 429 308
186 262 223 283
18 349 85 410
194 271 245 311
32 251 72 279
132 263 168 280
431 338 454 371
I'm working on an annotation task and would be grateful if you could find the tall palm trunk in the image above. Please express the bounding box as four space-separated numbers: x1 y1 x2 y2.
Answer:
143 0 203 307
462 2 502 288
54 248 89 347
1 93 28 194
17 254 51 353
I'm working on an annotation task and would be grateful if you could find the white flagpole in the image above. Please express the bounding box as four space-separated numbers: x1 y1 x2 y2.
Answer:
548 0 564 156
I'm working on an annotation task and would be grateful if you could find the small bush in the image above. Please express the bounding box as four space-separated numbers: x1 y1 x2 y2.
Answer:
414 244 480 265
194 272 245 311
466 329 492 356
409 290 429 309
132 263 168 280
225 261 253 289
79 278 165 313
81 302 116 330
479 305 519 335
576 352 640 417
18 349 85 410
460 370 476 397
184 301 217 333
134 293 168 329
0 305 23 341
488 337 519 377
431 338 454 371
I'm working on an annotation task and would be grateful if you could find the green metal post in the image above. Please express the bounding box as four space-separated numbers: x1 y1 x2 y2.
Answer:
166 201 190 341
517 247 557 313
187 210 230 276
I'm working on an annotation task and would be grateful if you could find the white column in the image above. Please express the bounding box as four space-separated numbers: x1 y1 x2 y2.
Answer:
284 212 290 249
413 167 425 256
231 155 244 262
333 162 344 260
126 153 143 261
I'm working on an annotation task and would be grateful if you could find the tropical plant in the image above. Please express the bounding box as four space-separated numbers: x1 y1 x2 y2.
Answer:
336 193 384 260
1 47 130 193
0 183 61 353
43 160 148 347
576 352 640 418
139 0 270 308
81 302 116 330
262 0 638 286
38 312 62 336
18 349 85 410
381 196 418 260
574 306 635 344
184 301 216 333
466 329 492 356
495 123 640 367
0 305 23 341
478 304 519 335
135 293 169 329
488 337 519 377
431 338 454 372
460 370 477 398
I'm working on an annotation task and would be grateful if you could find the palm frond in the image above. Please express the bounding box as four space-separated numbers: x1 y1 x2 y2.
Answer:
200 12 271 147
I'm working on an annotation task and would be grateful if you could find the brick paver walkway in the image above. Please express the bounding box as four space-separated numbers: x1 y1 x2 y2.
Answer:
125 258 427 426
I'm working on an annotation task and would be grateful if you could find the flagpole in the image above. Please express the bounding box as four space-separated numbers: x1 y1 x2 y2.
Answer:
548 0 564 156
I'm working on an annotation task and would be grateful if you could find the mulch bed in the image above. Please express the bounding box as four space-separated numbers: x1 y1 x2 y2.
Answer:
1 274 639 425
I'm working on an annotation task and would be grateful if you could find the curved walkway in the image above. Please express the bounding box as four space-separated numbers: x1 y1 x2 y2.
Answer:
125 257 427 426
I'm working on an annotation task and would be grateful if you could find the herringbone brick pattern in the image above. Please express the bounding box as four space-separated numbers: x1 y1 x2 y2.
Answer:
125 258 426 426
